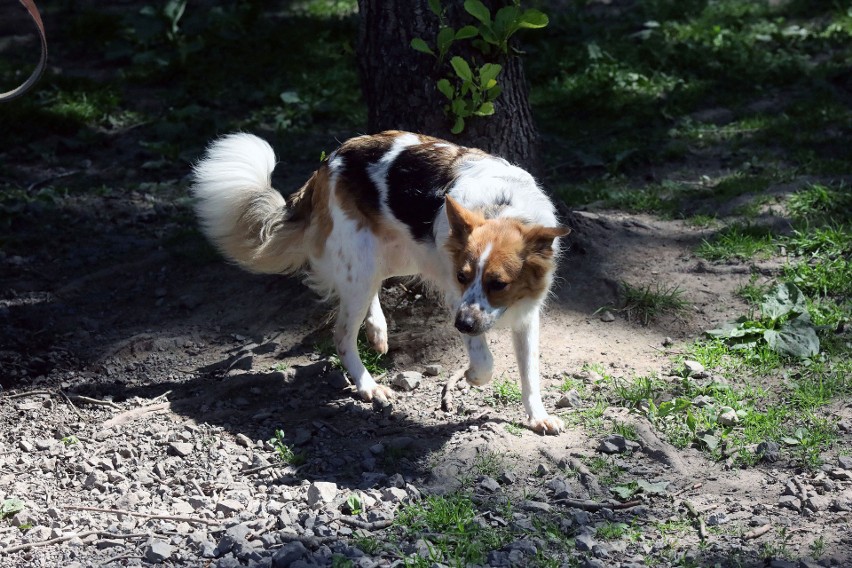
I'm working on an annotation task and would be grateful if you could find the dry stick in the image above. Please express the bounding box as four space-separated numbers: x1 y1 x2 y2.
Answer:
743 524 772 540
1 389 53 400
683 500 708 542
58 390 86 421
61 505 220 527
673 482 703 497
65 393 121 410
554 498 643 512
339 517 394 531
98 402 170 432
2 530 150 555
100 555 143 567
441 369 467 412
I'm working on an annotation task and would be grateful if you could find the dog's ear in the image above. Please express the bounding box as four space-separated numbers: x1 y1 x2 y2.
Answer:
524 225 571 256
445 196 481 237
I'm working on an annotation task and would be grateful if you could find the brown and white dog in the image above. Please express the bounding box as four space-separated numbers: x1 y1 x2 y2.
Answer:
192 131 570 433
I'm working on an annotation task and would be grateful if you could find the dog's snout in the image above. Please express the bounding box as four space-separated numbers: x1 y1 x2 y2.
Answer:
455 312 477 334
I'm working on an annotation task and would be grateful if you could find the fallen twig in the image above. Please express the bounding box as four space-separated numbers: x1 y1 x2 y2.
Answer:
673 482 703 497
743 524 772 540
101 554 143 567
65 393 121 410
2 530 150 555
60 505 220 527
683 500 708 541
440 369 467 412
339 517 394 531
1 389 52 400
97 402 169 432
58 390 86 421
554 498 643 512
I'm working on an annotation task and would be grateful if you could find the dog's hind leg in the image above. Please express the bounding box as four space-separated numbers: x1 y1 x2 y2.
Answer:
364 293 389 354
512 309 564 435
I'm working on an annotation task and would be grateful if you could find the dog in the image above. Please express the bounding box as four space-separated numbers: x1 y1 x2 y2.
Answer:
191 131 570 434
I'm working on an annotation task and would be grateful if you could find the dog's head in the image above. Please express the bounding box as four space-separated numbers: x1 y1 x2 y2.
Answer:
444 196 570 335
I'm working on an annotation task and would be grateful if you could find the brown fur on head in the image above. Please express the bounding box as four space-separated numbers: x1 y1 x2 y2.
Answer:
445 196 570 317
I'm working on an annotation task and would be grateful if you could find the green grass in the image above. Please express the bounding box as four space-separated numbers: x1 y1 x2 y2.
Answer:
485 377 522 406
696 225 777 261
614 281 690 325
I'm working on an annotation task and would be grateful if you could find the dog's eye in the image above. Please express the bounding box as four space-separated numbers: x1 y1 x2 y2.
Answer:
457 271 470 285
488 280 508 292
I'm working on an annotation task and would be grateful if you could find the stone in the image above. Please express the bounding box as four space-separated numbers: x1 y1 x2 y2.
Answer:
523 500 551 513
168 442 193 457
392 371 422 392
216 499 244 515
778 495 802 512
756 441 780 462
381 487 408 503
597 434 638 454
838 455 852 470
804 495 830 512
682 360 705 377
575 530 596 552
717 407 739 426
691 395 714 408
556 389 582 408
479 477 500 493
144 540 173 564
215 524 251 556
424 364 442 376
498 470 517 485
600 311 615 322
326 370 350 389
307 482 337 508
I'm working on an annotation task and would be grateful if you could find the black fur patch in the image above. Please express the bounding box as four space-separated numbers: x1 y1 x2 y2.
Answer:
334 136 394 218
386 145 458 242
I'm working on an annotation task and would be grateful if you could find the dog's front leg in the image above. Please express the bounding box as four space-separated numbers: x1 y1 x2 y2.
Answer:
335 290 393 404
512 309 564 435
463 334 494 386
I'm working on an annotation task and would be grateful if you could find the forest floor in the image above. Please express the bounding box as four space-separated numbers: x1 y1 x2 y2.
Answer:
0 1 850 567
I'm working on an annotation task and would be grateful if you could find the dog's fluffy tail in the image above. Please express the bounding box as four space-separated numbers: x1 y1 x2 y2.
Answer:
191 133 309 274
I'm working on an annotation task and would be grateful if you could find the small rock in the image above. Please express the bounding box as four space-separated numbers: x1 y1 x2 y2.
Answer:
216 499 244 515
145 540 173 564
381 487 408 503
168 442 193 457
479 477 500 493
498 471 517 485
272 541 308 568
804 495 829 512
575 530 596 552
392 371 422 392
556 389 582 408
691 395 714 408
599 311 615 322
838 455 852 470
706 513 727 526
523 500 551 513
536 463 550 476
229 354 253 372
683 360 705 377
662 337 674 347
778 495 802 512
756 441 780 462
424 364 442 376
326 370 350 389
18 439 34 453
307 481 337 508
717 407 739 427
597 434 638 454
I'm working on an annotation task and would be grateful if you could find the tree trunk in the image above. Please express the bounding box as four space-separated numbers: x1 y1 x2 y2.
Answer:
356 0 539 172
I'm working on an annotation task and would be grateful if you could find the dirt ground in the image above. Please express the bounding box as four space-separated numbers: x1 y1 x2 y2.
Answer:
1 3 851 567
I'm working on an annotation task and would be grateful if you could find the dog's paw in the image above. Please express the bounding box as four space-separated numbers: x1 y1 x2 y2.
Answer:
365 324 389 355
359 383 394 404
529 415 565 435
464 366 493 387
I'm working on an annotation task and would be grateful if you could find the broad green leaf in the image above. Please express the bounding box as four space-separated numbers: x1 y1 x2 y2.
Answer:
610 484 638 499
436 78 454 100
761 282 807 321
451 97 468 117
637 479 669 494
0 498 24 518
280 91 301 104
479 62 502 86
696 432 719 450
450 116 465 134
781 436 801 446
494 6 520 37
450 56 473 82
455 25 479 40
437 26 455 55
474 101 495 116
485 84 502 100
518 8 549 29
427 0 442 17
463 0 491 26
410 37 435 56
478 26 498 45
764 318 819 358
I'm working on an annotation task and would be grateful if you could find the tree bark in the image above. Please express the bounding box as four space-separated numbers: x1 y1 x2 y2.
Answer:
356 0 539 172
